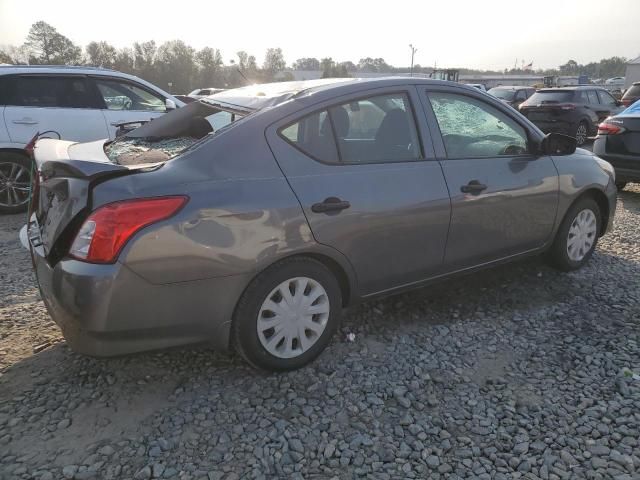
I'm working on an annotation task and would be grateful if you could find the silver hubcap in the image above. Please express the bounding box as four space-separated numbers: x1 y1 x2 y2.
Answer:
0 161 31 208
567 209 597 262
576 124 587 145
257 277 330 359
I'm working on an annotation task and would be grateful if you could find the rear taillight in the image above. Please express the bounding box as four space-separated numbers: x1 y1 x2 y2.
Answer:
69 196 188 263
558 104 576 110
597 122 625 136
622 99 632 106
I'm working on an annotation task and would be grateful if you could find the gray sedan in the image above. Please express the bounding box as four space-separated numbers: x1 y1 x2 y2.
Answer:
24 78 617 371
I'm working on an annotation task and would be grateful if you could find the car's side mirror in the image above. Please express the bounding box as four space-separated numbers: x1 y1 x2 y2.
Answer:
165 99 177 111
540 132 577 155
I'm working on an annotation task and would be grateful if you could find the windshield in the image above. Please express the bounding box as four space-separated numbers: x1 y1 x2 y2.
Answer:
488 88 516 101
527 91 574 104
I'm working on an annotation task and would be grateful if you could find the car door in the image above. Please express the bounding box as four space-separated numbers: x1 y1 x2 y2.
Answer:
421 87 559 270
596 90 624 120
266 87 451 296
90 76 169 139
3 75 108 145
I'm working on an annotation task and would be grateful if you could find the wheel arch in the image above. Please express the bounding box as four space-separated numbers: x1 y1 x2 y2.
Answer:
0 147 30 159
570 187 610 236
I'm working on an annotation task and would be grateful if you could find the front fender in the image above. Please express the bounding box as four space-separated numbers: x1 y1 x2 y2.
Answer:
551 150 616 236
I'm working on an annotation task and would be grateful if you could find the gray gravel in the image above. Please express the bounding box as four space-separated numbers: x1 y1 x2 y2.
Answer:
1 186 640 480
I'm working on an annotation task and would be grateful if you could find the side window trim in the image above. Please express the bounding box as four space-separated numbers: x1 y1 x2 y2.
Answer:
277 89 428 166
424 89 537 161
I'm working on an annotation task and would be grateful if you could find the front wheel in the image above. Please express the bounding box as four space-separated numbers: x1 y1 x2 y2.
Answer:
548 197 601 271
233 257 342 371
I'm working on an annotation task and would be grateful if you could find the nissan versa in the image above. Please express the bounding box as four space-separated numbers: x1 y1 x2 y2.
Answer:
22 78 617 371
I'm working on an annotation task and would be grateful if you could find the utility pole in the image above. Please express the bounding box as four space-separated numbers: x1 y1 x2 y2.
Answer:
409 44 417 76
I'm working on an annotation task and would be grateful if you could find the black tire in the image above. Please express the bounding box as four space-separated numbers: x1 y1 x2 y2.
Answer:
0 152 33 215
615 182 627 191
233 257 342 371
575 121 589 146
548 196 601 271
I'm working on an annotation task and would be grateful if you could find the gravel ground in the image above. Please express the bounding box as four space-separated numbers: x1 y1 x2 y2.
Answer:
1 185 639 480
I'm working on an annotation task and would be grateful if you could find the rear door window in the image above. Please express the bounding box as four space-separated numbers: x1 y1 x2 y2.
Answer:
586 91 600 104
329 93 422 163
597 90 617 106
280 92 422 164
5 76 97 108
280 110 339 163
429 92 529 158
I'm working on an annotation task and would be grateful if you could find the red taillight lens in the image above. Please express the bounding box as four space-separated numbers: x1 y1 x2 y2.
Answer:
622 99 632 106
70 196 188 263
558 104 576 110
597 122 625 135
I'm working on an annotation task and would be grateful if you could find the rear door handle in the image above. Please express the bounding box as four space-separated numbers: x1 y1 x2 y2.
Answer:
13 119 38 125
460 180 488 194
311 197 351 214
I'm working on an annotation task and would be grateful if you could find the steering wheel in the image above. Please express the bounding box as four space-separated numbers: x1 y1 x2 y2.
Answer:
123 98 133 110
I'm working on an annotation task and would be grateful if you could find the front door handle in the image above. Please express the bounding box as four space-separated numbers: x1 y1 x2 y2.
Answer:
460 180 488 194
13 119 38 125
311 197 351 214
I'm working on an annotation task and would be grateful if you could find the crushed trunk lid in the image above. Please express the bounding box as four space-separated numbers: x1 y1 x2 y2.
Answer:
30 139 161 257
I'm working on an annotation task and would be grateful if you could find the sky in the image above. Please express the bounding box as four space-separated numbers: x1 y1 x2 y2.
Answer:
1 0 639 71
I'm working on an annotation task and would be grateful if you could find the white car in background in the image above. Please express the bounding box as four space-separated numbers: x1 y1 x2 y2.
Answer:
605 77 625 87
188 87 226 99
0 65 184 213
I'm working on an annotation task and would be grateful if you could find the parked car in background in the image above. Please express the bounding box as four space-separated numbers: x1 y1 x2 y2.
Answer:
188 87 225 99
605 77 625 88
0 65 184 214
465 83 487 92
621 82 640 107
22 78 616 371
519 86 624 146
487 86 535 109
173 94 198 104
593 100 640 190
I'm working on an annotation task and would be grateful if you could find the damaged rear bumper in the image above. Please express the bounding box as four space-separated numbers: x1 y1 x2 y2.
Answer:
30 238 249 357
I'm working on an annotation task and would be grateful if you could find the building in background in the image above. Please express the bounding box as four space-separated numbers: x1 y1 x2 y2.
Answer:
625 56 640 88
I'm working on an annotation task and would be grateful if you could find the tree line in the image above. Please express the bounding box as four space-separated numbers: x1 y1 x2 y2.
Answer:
0 21 630 94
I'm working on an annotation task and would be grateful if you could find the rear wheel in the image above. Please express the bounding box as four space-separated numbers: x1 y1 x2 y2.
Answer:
548 196 601 271
233 257 342 371
575 121 589 146
0 152 32 214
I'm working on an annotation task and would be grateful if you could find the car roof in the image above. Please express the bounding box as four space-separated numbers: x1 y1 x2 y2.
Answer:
0 65 127 76
488 86 530 90
203 77 473 111
537 86 604 91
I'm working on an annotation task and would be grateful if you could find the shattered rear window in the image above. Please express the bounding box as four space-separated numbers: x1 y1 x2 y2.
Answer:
105 137 198 165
